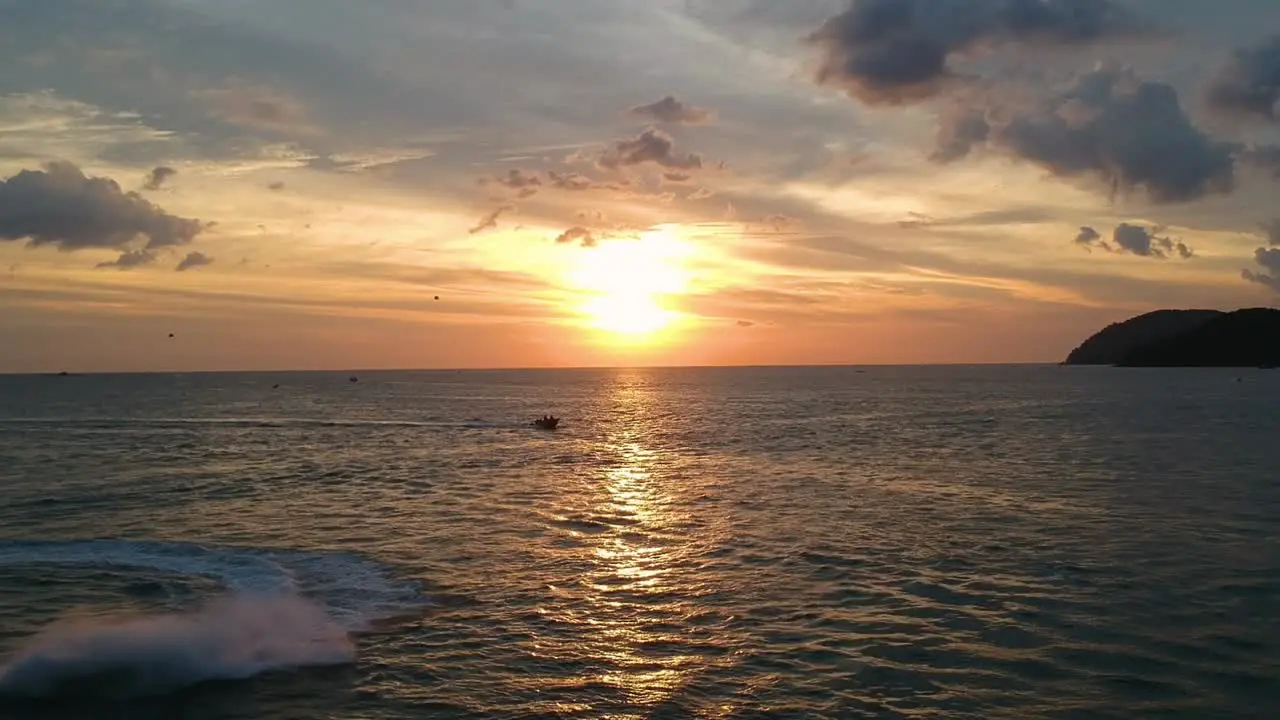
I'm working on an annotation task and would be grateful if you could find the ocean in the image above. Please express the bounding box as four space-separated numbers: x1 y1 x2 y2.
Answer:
0 365 1276 719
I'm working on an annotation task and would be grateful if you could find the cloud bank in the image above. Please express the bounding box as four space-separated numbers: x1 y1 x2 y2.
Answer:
0 162 206 256
807 0 1147 105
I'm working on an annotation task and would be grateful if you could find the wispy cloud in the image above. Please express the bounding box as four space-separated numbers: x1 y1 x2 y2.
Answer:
176 251 214 272
468 204 515 235
628 96 714 125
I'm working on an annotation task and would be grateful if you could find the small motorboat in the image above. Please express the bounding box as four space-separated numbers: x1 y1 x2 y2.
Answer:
532 415 560 430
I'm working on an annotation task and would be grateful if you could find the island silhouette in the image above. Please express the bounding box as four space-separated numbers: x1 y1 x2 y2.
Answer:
1065 308 1280 367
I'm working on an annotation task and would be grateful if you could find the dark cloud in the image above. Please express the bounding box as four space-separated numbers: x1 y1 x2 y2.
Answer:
1206 35 1280 122
468 204 514 235
1073 222 1191 258
807 0 1148 105
1242 268 1280 291
736 320 756 328
1243 247 1280 291
1261 219 1280 246
1111 222 1193 259
96 249 156 270
628 96 714 125
175 251 214 272
0 162 205 256
663 171 693 183
936 67 1238 204
1074 225 1106 250
554 226 597 248
485 168 543 194
142 166 177 191
598 128 703 171
1255 247 1280 272
267 181 286 191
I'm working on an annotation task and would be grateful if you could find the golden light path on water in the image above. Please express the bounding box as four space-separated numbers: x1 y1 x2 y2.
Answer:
535 372 742 718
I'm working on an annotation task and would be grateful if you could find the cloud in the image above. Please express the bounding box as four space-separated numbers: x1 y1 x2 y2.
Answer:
1206 35 1280 122
597 127 703 171
1243 248 1280 291
687 186 716 200
936 67 1237 204
489 168 542 190
1241 144 1280 179
1242 268 1280 291
142 166 177 191
1074 225 1106 251
553 226 597 248
267 181 286 191
1242 224 1280 290
0 162 206 255
96 249 156 270
547 170 596 191
736 320 756 327
1111 222 1193 259
1073 222 1192 258
176 251 214 272
194 80 311 134
482 168 542 198
468 204 514 235
1261 219 1280 246
663 171 692 183
543 170 635 194
807 0 1148 105
628 96 714 125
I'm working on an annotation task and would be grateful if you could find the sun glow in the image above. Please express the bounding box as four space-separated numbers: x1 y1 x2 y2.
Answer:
568 228 691 341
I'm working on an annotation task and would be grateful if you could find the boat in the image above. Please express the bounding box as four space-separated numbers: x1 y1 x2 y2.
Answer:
532 415 560 430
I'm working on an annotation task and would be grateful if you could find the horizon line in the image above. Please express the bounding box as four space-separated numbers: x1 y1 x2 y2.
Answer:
0 360 1069 377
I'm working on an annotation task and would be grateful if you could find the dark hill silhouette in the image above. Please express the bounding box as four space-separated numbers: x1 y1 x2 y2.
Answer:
1063 309 1222 365
1117 308 1280 367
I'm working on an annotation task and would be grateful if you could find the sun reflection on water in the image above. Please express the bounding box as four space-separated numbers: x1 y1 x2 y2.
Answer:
573 375 705 713
527 371 743 716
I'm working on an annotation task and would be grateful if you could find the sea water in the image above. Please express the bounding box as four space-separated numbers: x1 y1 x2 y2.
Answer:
0 366 1276 718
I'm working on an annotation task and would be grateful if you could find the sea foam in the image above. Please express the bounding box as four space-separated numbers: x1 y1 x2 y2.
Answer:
0 594 352 697
0 539 427 698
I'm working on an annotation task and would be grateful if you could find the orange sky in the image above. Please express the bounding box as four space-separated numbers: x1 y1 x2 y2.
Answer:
1 1 1278 372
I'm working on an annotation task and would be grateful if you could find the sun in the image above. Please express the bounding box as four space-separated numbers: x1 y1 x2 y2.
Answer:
567 228 691 341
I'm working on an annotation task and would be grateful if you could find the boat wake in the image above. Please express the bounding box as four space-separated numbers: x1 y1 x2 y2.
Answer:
0 539 427 698
0 594 350 698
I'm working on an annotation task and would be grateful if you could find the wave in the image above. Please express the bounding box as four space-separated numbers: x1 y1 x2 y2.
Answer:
0 539 427 698
0 595 350 698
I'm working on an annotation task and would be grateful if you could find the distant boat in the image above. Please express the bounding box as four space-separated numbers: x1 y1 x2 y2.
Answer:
532 415 560 430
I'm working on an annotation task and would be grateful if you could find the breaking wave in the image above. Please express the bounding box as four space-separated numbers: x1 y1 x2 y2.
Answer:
0 539 426 698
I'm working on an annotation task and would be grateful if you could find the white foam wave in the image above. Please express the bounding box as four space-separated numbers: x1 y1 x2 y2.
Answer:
0 595 351 697
0 539 429 697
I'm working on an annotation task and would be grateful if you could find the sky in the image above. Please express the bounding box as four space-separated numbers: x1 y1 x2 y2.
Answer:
1 0 1279 372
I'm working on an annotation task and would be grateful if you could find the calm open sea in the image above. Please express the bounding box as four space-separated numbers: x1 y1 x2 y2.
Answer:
0 365 1276 719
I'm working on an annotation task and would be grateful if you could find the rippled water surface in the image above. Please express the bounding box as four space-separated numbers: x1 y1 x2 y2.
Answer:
0 366 1277 718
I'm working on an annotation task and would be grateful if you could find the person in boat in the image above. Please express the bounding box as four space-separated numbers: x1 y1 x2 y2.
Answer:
533 414 559 428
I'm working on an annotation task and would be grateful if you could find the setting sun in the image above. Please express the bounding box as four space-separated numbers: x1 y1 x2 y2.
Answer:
567 228 692 341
